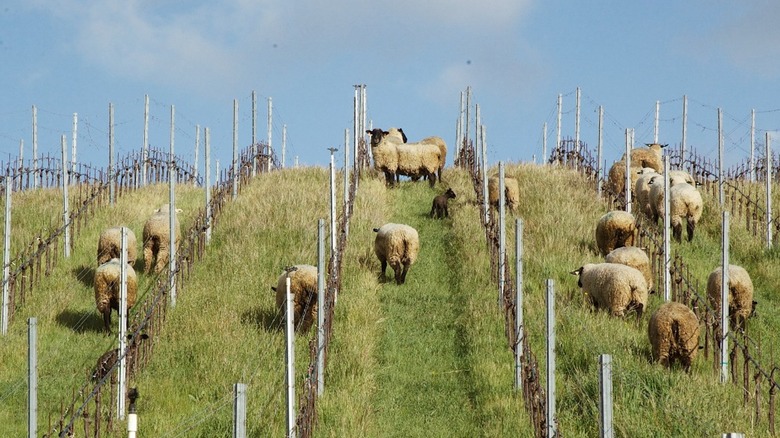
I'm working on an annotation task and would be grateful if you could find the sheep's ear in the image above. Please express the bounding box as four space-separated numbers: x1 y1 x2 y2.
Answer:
365 129 373 135
569 267 583 276
661 144 668 148
176 208 183 213
271 286 277 292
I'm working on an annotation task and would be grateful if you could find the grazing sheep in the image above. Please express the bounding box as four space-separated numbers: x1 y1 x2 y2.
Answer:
488 176 520 212
648 173 697 224
634 168 660 219
271 265 318 333
97 226 138 266
707 265 757 331
430 188 456 219
570 262 649 319
606 160 642 198
373 223 420 285
94 258 138 333
367 128 441 187
605 246 653 293
620 143 667 173
142 204 182 274
420 136 448 182
654 182 703 242
595 210 636 256
648 302 700 372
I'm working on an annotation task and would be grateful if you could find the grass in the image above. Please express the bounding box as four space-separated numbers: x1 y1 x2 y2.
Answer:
0 163 778 437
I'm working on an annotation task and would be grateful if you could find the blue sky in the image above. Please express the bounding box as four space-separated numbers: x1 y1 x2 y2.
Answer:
2 1 780 173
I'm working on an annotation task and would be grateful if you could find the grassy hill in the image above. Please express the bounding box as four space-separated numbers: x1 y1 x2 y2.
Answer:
0 163 778 437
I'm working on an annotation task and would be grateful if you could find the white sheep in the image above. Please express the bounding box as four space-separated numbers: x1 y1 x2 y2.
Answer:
94 258 138 333
620 143 666 173
367 128 442 187
373 223 420 285
595 210 636 256
648 301 700 372
634 168 660 219
606 160 642 198
271 264 318 333
142 204 182 274
706 264 757 331
420 135 448 182
605 246 653 293
367 128 403 186
97 226 138 266
653 182 703 242
488 176 520 212
570 262 648 319
647 173 697 224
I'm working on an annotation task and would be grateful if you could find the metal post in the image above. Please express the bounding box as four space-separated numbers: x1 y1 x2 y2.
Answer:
233 99 239 200
556 94 562 152
624 129 632 213
542 122 548 164
599 354 613 438
128 389 139 438
498 162 506 308
71 113 78 179
482 127 489 224
344 128 350 235
285 271 296 438
720 211 730 384
597 106 603 197
28 317 37 438
514 219 524 392
681 95 688 174
718 108 724 207
465 86 471 150
205 127 212 244
282 125 287 170
766 132 773 248
750 110 756 183
193 125 200 186
252 91 257 178
233 383 246 438
475 104 481 166
118 227 128 420
143 94 149 187
654 100 660 144
31 105 37 189
317 219 325 396
109 103 115 205
169 105 177 307
663 156 671 301
546 279 557 437
575 87 581 151
1 176 10 335
61 135 70 258
267 97 273 172
328 148 338 304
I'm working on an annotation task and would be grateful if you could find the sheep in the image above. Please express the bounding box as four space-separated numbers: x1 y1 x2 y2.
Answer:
648 301 700 372
97 226 138 266
271 265 318 333
94 258 138 333
142 204 182 274
488 176 520 212
605 246 653 293
653 182 703 242
373 223 419 285
634 168 660 219
620 143 667 173
430 188 456 219
595 210 636 256
367 128 402 186
606 160 642 198
706 264 757 331
648 173 697 224
570 262 648 319
367 128 441 187
420 136 448 182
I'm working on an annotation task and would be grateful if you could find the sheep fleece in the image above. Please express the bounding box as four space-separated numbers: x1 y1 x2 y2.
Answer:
605 246 653 293
595 210 636 256
574 263 648 317
706 264 754 327
275 264 319 332
648 301 700 370
94 259 138 318
97 226 138 266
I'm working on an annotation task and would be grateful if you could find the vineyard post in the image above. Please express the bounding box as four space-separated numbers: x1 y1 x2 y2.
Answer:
546 278 557 437
663 156 671 301
481 128 488 225
475 104 481 167
751 110 756 183
624 129 632 214
193 125 199 187
599 354 613 438
233 383 247 438
32 105 38 189
328 148 337 304
284 267 297 438
282 125 287 170
575 87 581 153
720 211 730 384
681 95 687 174
1 176 10 335
766 132 773 248
353 87 359 171
18 140 23 191
457 90 464 159
28 317 37 438
267 97 273 172
498 162 506 309
169 104 177 307
252 90 257 178
556 94 562 155
232 99 238 201
465 86 471 154
205 127 212 244
597 106 603 198
654 100 660 143
718 108 724 208
543 122 548 165
117 227 128 420
61 135 70 258
317 219 325 396
109 103 115 205
360 85 367 169
71 113 78 180
514 218 524 392
142 94 149 187
344 129 350 237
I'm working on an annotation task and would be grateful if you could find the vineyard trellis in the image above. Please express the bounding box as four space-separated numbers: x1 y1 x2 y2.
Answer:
551 138 779 435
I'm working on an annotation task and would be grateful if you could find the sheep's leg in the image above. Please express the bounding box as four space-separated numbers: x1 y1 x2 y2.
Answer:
103 310 111 334
379 259 387 281
443 204 448 218
686 220 695 242
143 242 155 274
672 223 683 243
156 245 169 274
399 262 411 284
393 264 403 285
428 173 435 188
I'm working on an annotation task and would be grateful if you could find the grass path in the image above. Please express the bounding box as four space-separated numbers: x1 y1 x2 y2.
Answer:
371 182 479 437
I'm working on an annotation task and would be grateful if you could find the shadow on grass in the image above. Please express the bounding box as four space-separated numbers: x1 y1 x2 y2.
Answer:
73 265 96 288
241 306 284 333
56 309 105 334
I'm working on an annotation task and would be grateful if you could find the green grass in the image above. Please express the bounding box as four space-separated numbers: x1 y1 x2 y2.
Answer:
0 163 778 437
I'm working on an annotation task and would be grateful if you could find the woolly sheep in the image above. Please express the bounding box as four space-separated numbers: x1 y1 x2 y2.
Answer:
94 258 138 333
620 143 667 173
488 176 520 212
595 210 636 256
605 246 653 293
142 204 182 274
271 264 318 333
420 135 448 182
367 128 441 187
647 173 697 224
373 223 420 285
707 265 757 331
97 226 138 266
367 128 403 186
606 160 642 198
430 188 456 219
634 168 660 219
648 301 700 372
653 182 703 242
570 262 649 319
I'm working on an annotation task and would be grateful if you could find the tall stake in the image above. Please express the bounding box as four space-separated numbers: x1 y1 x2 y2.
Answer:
267 97 273 172
284 269 296 438
61 135 70 258
624 129 632 214
109 103 115 205
71 113 78 179
720 211 730 384
252 91 257 178
718 108 724 207
766 132 773 248
28 317 37 438
546 279 557 437
654 100 660 144
328 148 338 304
205 127 212 244
317 219 325 396
599 354 613 438
232 99 239 200
514 219 524 392
498 162 506 309
117 228 128 420
143 94 149 186
663 156 671 301
597 106 603 197
1 176 11 335
681 95 687 174
32 106 38 189
169 105 177 307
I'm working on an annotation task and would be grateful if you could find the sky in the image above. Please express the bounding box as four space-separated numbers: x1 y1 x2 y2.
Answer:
3 1 780 175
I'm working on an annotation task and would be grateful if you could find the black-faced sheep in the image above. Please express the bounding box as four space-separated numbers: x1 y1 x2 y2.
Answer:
373 223 419 285
605 246 653 294
94 258 138 333
367 128 441 188
487 176 520 212
595 210 636 256
142 204 182 274
430 188 456 219
97 226 138 266
271 264 318 333
570 262 648 320
706 264 757 331
648 301 700 372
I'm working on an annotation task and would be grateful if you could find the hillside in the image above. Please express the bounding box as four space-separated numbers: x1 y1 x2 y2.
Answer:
0 163 778 436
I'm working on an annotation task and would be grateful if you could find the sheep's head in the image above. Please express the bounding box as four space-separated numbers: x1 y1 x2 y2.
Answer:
366 128 388 148
445 188 456 199
569 267 584 288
